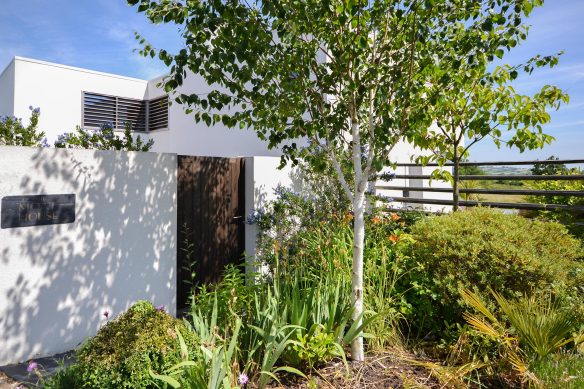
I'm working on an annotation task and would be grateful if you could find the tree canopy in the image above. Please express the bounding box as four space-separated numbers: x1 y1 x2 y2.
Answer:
129 0 559 359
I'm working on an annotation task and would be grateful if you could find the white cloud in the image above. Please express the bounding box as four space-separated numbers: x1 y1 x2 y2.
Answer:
548 119 584 130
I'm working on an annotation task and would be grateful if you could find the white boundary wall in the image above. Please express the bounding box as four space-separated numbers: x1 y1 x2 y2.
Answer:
0 146 177 365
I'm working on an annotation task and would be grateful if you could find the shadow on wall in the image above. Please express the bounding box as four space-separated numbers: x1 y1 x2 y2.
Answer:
176 156 245 309
0 147 177 365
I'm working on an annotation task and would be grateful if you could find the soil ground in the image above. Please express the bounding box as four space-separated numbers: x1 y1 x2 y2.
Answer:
268 351 440 389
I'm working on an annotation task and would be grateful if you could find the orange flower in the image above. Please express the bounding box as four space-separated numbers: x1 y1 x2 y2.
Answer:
371 216 381 225
390 213 401 221
343 212 354 223
389 234 400 243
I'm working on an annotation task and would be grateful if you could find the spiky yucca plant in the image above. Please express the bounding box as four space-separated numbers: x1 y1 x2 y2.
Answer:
492 292 581 360
461 288 582 386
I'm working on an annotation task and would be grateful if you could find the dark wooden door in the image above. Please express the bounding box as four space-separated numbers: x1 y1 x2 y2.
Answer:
177 156 246 309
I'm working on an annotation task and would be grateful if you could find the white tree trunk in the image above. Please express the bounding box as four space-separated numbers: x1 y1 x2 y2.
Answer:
351 188 366 362
348 112 367 362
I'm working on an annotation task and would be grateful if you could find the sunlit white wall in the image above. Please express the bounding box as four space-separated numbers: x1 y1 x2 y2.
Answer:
0 146 177 365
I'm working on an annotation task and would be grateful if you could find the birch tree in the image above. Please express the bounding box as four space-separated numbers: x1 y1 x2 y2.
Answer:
129 0 546 361
412 54 568 210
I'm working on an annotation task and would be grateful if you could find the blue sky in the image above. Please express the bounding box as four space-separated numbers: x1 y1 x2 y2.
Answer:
0 0 582 161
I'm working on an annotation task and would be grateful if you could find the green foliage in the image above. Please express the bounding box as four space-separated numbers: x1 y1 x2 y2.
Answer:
462 289 583 385
75 300 199 388
531 156 568 176
189 270 309 388
255 195 411 351
493 292 581 360
461 289 532 380
129 0 551 176
180 243 379 386
459 165 486 176
0 107 46 147
191 265 257 335
54 123 154 151
44 364 82 389
404 207 584 338
530 353 584 388
151 304 242 389
527 169 584 238
289 326 339 370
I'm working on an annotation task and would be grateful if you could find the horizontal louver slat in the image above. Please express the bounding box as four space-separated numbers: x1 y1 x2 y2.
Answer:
148 96 168 131
83 92 117 129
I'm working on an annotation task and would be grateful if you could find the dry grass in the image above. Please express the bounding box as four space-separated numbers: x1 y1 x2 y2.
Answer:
267 349 441 389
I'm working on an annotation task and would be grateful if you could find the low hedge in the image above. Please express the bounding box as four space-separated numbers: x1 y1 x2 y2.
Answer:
403 207 584 337
74 301 199 388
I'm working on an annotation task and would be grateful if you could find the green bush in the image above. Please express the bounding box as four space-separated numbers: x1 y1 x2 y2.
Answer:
54 123 154 151
527 170 584 238
404 207 584 338
0 107 46 147
75 301 199 388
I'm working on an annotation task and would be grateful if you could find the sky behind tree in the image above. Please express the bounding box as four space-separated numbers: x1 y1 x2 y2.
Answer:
0 0 582 161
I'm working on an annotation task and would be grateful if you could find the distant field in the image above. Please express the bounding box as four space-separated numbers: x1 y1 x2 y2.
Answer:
461 180 527 204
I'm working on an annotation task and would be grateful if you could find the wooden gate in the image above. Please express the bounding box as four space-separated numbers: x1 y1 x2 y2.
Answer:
177 156 246 309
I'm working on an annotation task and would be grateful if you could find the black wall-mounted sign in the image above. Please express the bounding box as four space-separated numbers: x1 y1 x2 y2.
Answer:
1 194 76 229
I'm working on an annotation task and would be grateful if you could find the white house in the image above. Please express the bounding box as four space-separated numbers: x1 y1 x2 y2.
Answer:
0 57 281 157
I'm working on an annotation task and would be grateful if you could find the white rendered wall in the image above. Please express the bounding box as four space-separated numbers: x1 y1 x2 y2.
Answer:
377 139 454 213
0 146 177 365
11 57 148 144
244 156 294 263
146 73 281 157
0 59 15 117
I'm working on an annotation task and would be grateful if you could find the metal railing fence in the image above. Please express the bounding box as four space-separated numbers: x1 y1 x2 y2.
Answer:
375 159 584 213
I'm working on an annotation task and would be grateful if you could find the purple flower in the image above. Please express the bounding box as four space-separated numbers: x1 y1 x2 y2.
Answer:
238 372 249 386
27 361 38 372
103 310 110 319
378 172 396 181
156 304 165 312
245 209 265 225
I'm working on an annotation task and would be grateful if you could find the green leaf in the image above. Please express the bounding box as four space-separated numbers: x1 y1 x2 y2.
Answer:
149 370 181 388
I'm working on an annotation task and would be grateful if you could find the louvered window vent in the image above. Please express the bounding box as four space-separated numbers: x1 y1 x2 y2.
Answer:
82 92 168 132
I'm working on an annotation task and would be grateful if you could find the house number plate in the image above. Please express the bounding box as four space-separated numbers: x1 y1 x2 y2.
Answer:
1 194 76 228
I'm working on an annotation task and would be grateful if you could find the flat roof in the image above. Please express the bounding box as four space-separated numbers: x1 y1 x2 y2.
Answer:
0 56 153 83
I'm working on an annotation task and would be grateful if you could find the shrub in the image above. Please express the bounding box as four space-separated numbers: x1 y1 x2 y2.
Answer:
404 207 584 338
0 107 47 147
527 169 584 238
75 301 198 388
54 123 154 151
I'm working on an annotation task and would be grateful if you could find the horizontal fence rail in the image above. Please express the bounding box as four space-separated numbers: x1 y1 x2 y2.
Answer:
391 174 584 181
377 159 584 212
393 159 584 167
387 197 584 212
377 186 584 197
